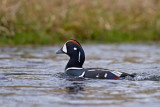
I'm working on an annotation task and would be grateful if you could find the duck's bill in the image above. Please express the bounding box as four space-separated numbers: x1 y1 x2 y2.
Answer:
56 48 65 54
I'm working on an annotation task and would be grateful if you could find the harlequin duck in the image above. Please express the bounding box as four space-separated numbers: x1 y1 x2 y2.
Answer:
56 40 135 80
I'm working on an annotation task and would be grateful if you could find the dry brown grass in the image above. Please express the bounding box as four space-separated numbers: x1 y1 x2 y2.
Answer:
0 0 160 45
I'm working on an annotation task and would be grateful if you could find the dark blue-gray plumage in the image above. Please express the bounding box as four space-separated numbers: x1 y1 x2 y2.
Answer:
56 40 135 80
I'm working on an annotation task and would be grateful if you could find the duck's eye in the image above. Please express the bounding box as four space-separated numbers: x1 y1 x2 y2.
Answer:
74 47 77 50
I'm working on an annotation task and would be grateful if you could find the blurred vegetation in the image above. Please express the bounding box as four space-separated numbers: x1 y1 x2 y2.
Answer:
0 0 160 45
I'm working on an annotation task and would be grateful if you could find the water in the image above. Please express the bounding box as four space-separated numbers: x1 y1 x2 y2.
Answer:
0 44 160 107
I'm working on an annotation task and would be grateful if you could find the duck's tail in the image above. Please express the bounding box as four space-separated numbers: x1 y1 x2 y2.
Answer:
120 72 136 78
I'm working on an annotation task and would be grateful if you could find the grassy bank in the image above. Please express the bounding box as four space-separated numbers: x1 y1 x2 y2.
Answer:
0 0 160 45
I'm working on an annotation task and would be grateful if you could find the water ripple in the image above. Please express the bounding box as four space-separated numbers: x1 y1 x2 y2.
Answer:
0 44 160 107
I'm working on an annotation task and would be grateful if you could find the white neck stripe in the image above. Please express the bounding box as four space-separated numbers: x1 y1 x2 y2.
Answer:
65 67 83 71
78 52 81 62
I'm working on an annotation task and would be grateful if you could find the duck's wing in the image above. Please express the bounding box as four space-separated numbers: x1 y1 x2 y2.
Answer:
84 68 135 79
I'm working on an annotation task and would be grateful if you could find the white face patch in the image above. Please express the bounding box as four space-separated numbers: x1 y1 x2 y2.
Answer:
74 47 77 50
62 43 67 53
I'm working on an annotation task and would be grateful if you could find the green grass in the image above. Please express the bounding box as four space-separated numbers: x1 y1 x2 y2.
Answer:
0 0 160 46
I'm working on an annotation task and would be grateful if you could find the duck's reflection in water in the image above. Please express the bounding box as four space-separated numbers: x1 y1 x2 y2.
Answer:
65 77 85 94
66 82 85 94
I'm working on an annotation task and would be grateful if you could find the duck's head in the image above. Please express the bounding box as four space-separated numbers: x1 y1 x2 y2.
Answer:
56 40 85 69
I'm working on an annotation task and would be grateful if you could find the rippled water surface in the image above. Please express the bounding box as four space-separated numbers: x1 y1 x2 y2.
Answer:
0 44 160 107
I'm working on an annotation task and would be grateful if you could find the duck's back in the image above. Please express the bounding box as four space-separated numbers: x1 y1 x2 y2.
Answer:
65 68 135 80
85 68 121 79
